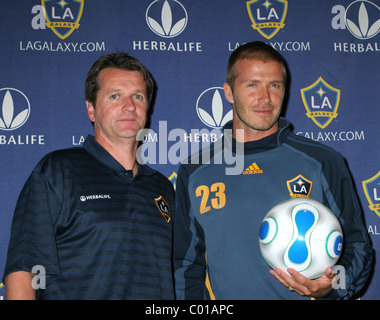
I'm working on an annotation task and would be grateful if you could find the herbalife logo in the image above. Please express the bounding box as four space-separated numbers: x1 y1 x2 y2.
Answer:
332 0 380 40
0 88 30 131
80 194 111 202
146 0 188 38
346 0 380 39
135 0 201 52
196 87 233 129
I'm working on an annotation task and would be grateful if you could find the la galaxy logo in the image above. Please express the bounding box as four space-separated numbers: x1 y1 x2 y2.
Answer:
155 196 171 222
301 77 341 129
41 0 84 40
362 171 380 218
287 174 313 198
246 0 288 39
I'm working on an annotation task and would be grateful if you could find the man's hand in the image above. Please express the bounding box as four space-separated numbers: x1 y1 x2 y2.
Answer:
269 267 335 297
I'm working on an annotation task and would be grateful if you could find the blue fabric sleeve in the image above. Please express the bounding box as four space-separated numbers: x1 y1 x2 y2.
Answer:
173 164 208 300
3 154 61 288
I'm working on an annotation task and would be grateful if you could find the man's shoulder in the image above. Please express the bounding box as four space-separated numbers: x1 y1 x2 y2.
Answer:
34 147 89 173
284 132 344 163
141 164 175 192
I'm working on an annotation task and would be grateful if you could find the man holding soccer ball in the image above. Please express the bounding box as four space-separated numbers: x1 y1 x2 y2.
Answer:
173 41 373 299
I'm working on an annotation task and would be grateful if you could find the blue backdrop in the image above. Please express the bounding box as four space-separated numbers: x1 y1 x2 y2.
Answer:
0 0 379 299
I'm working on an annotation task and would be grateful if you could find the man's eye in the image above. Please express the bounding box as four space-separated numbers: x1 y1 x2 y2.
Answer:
110 94 119 99
271 83 283 89
134 94 144 100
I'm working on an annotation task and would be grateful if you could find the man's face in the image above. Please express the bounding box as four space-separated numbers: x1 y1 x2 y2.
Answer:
87 67 148 145
224 58 285 141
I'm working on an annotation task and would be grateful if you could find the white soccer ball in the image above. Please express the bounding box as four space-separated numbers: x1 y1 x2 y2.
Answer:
258 198 343 279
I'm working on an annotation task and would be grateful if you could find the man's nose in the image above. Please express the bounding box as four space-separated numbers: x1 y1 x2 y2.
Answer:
122 96 136 111
259 86 271 103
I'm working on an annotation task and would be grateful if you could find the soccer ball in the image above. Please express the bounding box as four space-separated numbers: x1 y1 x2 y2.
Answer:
258 198 343 279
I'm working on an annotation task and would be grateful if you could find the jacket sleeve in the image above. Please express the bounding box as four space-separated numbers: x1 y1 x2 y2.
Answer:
319 152 373 300
2 154 62 288
173 164 208 300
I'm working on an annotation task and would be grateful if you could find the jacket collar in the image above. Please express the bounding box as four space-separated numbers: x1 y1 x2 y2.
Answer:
83 135 156 177
223 117 292 154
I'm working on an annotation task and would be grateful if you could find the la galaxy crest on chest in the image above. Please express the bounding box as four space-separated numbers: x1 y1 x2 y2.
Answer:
155 196 171 222
287 174 313 198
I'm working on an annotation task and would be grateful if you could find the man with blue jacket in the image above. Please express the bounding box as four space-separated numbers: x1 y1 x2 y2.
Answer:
173 41 373 300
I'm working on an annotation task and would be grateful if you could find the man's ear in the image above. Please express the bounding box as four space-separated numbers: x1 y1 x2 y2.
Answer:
223 82 234 104
86 101 95 123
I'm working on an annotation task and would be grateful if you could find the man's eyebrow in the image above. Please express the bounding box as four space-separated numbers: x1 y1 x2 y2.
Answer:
133 89 147 95
241 79 260 83
269 80 285 84
241 79 284 84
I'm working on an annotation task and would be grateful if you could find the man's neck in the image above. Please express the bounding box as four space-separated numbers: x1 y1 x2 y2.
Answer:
232 124 279 142
95 135 139 176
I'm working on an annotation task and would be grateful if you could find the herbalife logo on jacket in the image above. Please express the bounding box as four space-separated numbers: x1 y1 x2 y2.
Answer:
80 194 112 202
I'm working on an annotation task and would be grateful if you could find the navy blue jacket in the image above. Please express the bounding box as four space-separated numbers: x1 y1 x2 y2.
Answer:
4 135 175 299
